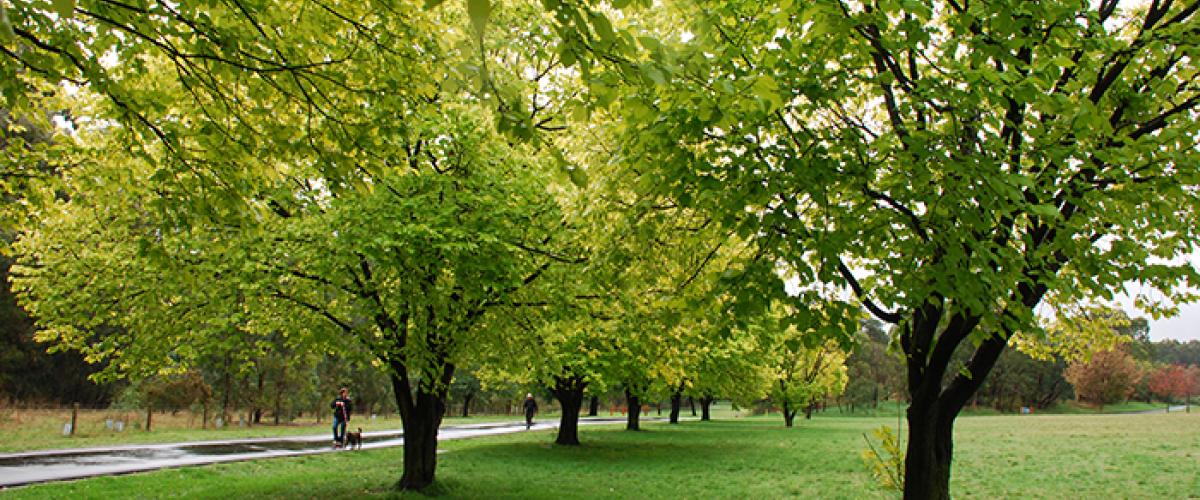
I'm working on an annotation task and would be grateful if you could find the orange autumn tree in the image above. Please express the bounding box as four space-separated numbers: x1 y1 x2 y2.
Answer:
1064 348 1142 411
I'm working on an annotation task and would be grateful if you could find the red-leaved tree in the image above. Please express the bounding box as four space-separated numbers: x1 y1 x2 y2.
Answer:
1064 349 1142 412
1147 365 1200 405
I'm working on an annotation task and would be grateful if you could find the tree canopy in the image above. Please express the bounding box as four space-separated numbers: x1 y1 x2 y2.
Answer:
3 0 1200 497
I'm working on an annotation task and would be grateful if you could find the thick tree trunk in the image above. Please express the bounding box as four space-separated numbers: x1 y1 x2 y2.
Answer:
669 390 682 424
700 396 713 421
625 389 641 431
398 387 444 490
552 376 586 445
391 356 455 491
782 401 794 427
587 395 599 417
904 402 955 500
899 304 1013 499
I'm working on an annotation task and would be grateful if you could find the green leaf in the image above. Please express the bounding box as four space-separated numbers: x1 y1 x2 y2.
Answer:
641 64 666 85
591 12 615 43
467 0 491 34
424 0 448 8
1029 204 1059 218
565 164 588 188
752 75 783 111
52 0 76 19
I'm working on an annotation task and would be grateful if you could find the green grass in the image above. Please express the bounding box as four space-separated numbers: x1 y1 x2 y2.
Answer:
824 399 1172 418
6 412 1199 498
1040 400 1166 414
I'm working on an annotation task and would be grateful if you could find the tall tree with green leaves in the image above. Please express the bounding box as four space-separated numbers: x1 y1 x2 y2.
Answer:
5 0 587 490
541 0 1200 497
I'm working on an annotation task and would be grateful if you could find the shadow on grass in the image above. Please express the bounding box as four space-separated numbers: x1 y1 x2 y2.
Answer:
448 420 826 468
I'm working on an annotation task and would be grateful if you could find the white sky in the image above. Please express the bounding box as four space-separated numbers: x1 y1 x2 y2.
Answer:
1137 307 1200 341
1115 293 1200 342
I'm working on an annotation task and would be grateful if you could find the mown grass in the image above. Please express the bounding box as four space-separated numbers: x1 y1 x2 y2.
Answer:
826 399 1172 418
6 412 1198 499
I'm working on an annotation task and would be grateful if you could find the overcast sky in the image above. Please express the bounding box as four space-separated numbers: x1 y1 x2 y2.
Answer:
1119 300 1200 342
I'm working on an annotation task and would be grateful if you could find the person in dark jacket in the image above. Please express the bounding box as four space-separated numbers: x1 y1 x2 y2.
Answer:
331 387 352 448
523 393 538 430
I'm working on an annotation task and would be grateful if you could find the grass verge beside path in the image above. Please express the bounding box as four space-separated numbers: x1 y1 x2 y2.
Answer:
7 412 1198 499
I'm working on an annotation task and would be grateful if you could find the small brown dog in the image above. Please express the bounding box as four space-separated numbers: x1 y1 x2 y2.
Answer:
345 428 363 450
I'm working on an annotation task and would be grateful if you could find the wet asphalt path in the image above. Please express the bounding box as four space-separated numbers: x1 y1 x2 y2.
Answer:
0 418 631 488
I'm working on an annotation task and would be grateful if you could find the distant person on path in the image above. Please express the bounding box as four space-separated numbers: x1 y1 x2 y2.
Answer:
331 387 353 448
523 393 538 430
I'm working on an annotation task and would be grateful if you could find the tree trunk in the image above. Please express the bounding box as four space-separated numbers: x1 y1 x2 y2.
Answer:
904 402 954 500
552 376 586 445
587 395 599 417
253 370 265 424
145 406 153 432
274 364 287 425
221 356 232 423
700 396 713 421
625 388 641 431
391 355 455 491
689 396 696 416
898 305 1013 500
782 401 794 427
274 388 282 425
461 391 473 418
669 390 682 424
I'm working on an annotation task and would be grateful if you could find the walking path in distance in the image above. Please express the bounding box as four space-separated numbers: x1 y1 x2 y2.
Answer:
0 417 638 488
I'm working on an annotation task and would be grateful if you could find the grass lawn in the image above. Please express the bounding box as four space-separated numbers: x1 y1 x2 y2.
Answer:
5 412 1198 498
825 399 1175 418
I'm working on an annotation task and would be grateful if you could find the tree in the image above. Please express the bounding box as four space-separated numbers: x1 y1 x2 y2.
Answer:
1155 340 1200 366
972 348 1071 411
1064 348 1142 411
1147 364 1200 407
758 307 852 427
844 319 905 411
546 1 1200 497
15 99 574 491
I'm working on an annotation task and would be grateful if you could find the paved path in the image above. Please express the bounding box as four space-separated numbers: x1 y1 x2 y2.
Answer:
0 417 634 489
1125 404 1188 414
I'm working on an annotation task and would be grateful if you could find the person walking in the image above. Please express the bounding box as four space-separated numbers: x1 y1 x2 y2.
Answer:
331 387 353 448
523 393 538 430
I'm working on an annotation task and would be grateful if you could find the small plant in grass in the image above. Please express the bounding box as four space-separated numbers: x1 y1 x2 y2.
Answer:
861 425 904 491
